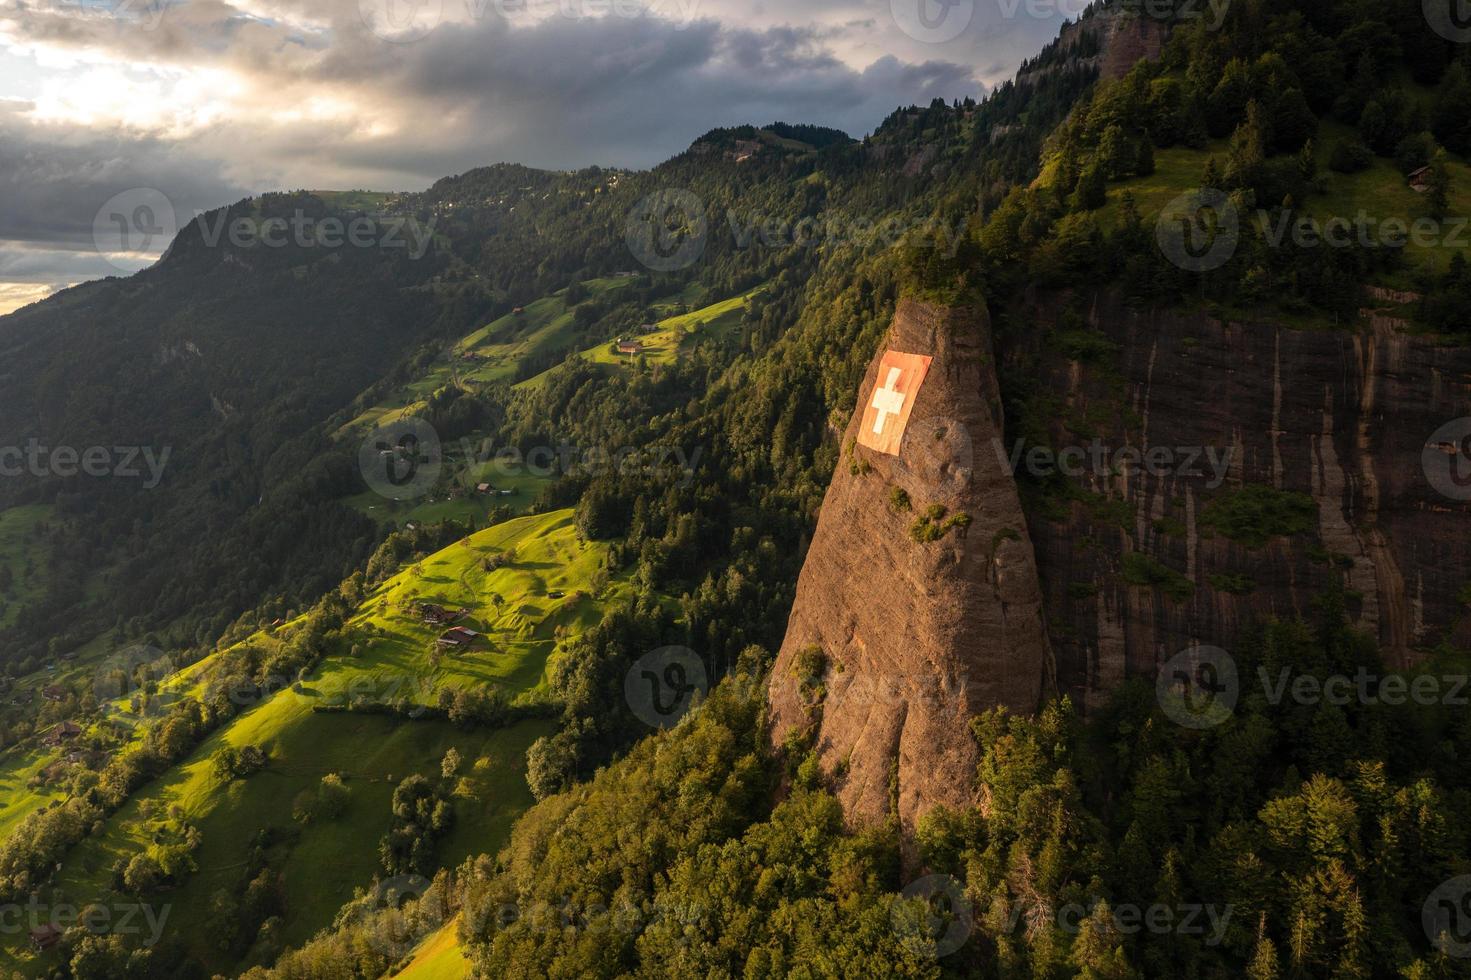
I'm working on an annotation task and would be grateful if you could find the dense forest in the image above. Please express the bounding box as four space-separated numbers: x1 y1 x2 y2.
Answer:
1 0 1468 975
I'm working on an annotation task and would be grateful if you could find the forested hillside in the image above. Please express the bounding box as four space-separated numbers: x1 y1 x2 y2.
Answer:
0 0 1467 976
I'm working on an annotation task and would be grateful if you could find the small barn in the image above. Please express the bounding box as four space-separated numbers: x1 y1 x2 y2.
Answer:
30 925 61 951
437 626 481 649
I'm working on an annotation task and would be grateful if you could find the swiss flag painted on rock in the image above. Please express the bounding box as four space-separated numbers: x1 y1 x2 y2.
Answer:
857 350 933 456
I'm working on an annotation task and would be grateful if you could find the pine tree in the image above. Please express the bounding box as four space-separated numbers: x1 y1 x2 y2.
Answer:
1297 139 1316 181
1071 165 1108 212
1135 136 1156 177
1247 931 1281 980
1426 149 1452 220
1203 156 1222 190
1432 61 1471 155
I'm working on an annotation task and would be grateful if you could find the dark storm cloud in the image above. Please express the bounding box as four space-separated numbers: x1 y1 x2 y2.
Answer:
0 0 1064 310
0 108 245 249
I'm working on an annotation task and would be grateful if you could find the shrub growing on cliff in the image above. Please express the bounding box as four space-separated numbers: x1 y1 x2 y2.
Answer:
1200 485 1317 548
1121 552 1195 601
792 645 828 706
909 504 972 543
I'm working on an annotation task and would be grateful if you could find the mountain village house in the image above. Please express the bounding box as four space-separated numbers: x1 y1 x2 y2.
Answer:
436 626 481 649
29 925 61 952
418 603 468 626
41 721 82 747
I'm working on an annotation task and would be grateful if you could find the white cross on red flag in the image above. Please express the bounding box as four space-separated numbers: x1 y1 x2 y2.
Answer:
857 350 933 456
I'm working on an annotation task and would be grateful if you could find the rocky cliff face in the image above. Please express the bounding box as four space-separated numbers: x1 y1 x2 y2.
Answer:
771 289 1471 831
767 299 1052 833
1011 289 1471 710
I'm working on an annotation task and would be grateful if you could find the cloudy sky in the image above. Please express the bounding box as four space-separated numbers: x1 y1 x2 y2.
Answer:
0 0 1076 314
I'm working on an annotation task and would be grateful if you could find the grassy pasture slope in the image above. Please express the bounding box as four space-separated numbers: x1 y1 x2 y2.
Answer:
1092 124 1471 279
0 504 53 632
0 745 65 842
393 917 469 980
339 277 635 434
341 454 553 530
516 286 761 390
1 510 626 974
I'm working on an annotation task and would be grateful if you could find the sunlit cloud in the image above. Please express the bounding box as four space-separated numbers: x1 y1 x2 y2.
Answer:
0 280 60 315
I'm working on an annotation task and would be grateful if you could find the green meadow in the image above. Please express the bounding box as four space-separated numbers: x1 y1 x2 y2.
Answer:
340 456 552 530
0 510 629 974
516 285 761 390
393 917 469 980
339 277 635 434
0 504 54 632
1094 123 1471 279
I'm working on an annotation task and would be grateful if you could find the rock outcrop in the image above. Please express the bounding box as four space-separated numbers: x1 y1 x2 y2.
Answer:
771 289 1471 833
767 299 1051 833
